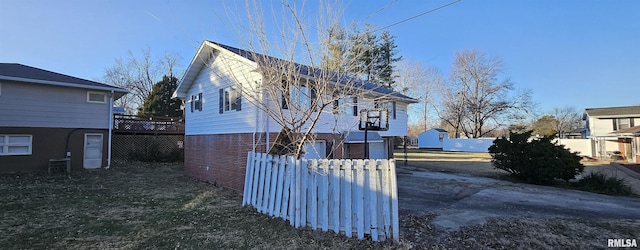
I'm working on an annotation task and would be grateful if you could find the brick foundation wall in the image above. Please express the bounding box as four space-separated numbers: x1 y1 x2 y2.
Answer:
184 132 346 194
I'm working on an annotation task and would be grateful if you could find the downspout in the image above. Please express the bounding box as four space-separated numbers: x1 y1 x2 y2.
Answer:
106 90 114 169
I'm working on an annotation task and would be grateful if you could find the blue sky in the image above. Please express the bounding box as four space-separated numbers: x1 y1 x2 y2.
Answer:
1 0 638 115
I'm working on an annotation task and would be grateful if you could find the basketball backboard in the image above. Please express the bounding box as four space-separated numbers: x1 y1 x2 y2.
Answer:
359 108 389 131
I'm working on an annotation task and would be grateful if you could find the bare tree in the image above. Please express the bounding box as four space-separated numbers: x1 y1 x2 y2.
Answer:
215 0 402 158
103 48 181 114
394 60 440 132
437 50 532 138
552 106 583 137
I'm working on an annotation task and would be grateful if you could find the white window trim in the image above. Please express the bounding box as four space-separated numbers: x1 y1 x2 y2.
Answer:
87 91 107 103
0 134 33 156
223 87 239 112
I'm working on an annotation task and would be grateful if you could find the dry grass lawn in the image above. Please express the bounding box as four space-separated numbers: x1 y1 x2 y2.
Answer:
2 161 638 249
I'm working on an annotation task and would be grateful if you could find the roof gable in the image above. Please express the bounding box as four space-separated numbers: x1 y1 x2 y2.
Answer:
174 41 418 103
585 105 640 118
0 63 127 95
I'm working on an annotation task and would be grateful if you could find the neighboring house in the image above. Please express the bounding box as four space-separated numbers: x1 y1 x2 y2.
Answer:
611 125 640 163
0 63 127 172
173 41 417 192
584 105 640 162
417 128 449 149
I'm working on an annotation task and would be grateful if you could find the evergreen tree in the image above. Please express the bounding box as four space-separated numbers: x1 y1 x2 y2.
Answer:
322 24 348 73
137 75 182 117
376 31 402 89
322 24 402 89
348 24 378 82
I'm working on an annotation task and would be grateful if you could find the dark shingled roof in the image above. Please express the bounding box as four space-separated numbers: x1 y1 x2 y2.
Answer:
585 106 640 117
209 41 417 102
0 63 126 92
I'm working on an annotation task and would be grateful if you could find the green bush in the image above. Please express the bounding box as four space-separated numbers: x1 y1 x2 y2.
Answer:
575 172 634 196
488 131 584 184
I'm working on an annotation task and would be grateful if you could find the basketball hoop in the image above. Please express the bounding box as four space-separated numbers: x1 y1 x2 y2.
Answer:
359 108 389 131
358 108 389 159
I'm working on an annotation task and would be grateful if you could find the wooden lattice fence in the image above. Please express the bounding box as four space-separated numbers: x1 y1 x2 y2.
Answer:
112 134 184 162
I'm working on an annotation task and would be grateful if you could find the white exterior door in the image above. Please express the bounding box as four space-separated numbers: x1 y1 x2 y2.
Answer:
83 133 103 169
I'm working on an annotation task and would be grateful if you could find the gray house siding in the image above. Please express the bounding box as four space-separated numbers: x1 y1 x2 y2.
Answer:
0 81 111 129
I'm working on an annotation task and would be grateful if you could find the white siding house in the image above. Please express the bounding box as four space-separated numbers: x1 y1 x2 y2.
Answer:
584 105 640 162
173 41 417 192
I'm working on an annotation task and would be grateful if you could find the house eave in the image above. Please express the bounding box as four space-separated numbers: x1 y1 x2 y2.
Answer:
0 75 128 99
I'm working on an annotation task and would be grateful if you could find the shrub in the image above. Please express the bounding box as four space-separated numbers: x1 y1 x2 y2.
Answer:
575 172 634 196
488 131 584 184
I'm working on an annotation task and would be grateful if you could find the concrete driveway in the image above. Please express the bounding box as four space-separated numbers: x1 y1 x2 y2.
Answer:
397 166 640 231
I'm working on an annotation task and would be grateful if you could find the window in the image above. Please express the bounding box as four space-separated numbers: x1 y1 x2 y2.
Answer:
375 101 396 119
0 135 32 156
87 91 107 103
282 81 315 110
613 118 634 131
190 93 203 112
333 94 357 116
219 87 241 113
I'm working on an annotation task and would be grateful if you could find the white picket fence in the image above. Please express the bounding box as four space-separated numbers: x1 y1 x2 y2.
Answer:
242 151 399 242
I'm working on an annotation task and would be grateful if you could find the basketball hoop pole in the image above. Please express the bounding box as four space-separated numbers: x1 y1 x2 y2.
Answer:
364 122 369 159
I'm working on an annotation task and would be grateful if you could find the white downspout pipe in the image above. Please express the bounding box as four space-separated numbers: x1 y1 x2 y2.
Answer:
106 90 114 169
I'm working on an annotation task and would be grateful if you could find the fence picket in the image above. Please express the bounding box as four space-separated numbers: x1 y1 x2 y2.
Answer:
353 160 365 239
262 155 273 213
257 154 268 212
281 157 292 221
308 159 318 230
300 159 308 227
341 160 353 237
242 151 254 206
389 159 399 240
294 158 302 228
251 153 261 207
329 160 340 233
319 161 329 232
379 160 391 240
287 156 296 226
242 152 398 242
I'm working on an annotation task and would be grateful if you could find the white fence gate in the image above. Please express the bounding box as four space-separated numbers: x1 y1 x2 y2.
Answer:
242 152 399 241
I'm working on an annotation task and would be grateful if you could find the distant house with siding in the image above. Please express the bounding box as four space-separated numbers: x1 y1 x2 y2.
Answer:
172 41 417 192
0 63 127 172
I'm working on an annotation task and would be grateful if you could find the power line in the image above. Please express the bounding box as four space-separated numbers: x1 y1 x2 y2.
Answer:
363 0 398 22
373 0 462 32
